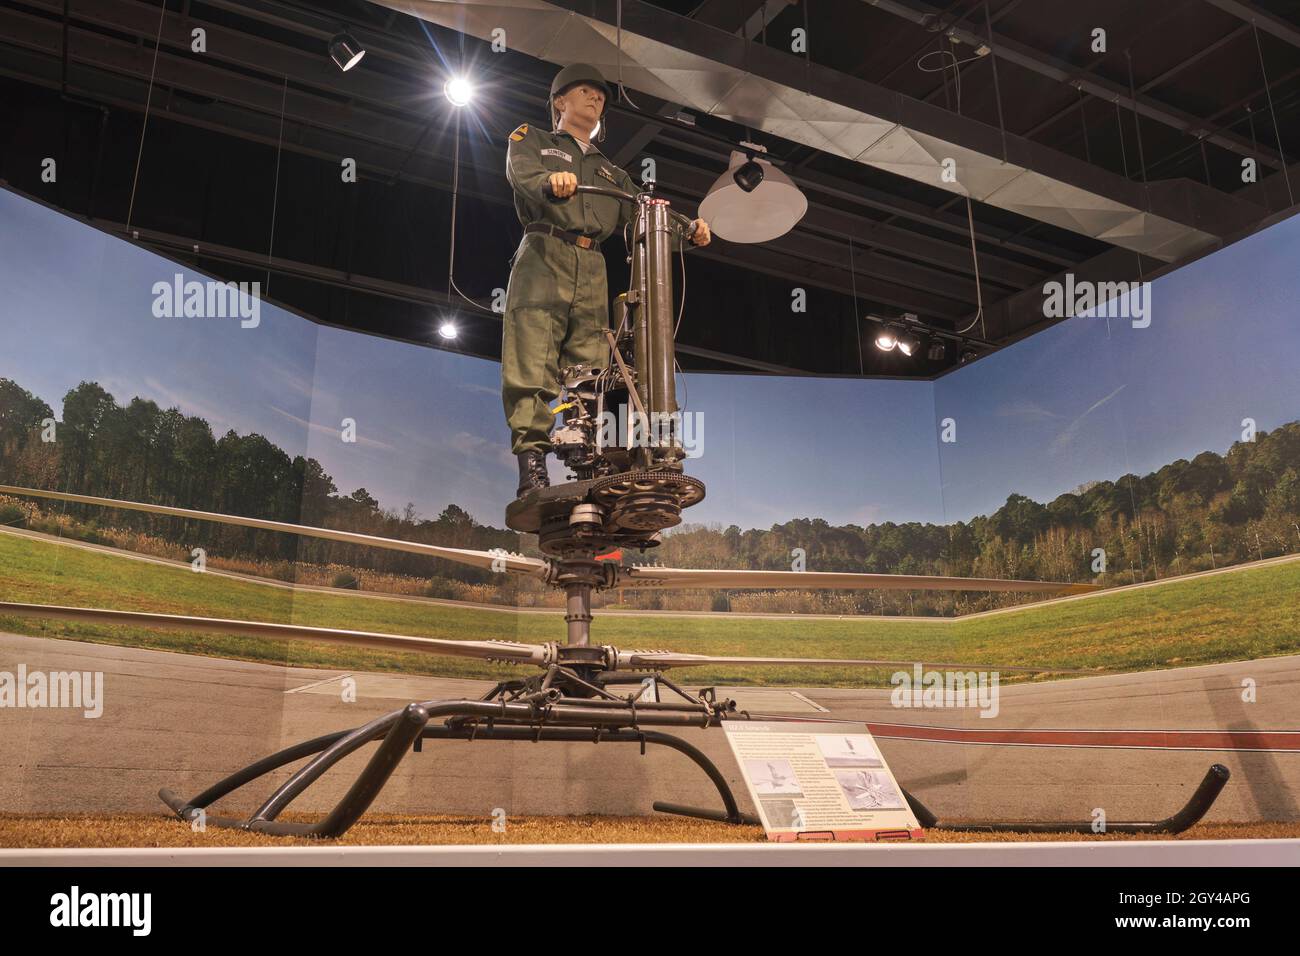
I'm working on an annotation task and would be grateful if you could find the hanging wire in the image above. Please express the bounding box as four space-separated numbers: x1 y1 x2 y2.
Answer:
125 0 168 232
445 110 498 316
1077 87 1092 164
954 196 985 337
1243 104 1272 211
672 230 688 338
916 49 983 115
615 0 644 112
1252 21 1294 206
982 0 1008 163
1114 99 1131 179
1124 49 1151 210
264 75 288 297
848 235 863 375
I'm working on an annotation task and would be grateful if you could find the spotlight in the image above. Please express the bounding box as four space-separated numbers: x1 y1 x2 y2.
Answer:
444 76 473 108
896 332 920 357
438 321 459 340
733 158 765 193
927 338 946 361
960 347 979 365
328 32 365 73
874 326 897 352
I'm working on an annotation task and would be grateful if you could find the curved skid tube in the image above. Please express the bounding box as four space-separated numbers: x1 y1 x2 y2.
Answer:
160 697 753 838
902 764 1230 835
421 725 759 826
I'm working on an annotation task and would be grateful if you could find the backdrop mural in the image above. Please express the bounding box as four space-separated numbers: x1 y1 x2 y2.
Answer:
2 186 1297 623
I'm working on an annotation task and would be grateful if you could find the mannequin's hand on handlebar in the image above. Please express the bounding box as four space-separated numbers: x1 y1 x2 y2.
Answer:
547 171 578 199
688 219 711 247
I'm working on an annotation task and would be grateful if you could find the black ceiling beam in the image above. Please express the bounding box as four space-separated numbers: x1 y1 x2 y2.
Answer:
609 2 787 168
51 0 1056 287
1 16 988 333
1201 0 1300 51
863 0 1285 168
191 0 1085 271
0 2 1008 311
1021 25 1250 144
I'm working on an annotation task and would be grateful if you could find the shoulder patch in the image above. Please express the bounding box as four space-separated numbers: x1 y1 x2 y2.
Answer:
509 123 529 142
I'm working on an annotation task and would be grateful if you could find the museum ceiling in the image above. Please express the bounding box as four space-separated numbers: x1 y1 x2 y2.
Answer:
1 0 1296 376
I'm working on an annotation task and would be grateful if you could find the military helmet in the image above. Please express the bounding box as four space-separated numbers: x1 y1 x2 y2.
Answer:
549 63 612 116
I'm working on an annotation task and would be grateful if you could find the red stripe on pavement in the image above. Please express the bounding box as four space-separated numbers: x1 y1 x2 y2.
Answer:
863 722 1300 752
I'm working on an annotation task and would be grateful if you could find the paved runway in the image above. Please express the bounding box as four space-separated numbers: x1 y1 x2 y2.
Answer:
2 631 1297 825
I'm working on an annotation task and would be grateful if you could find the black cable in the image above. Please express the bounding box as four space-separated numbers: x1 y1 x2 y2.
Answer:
1253 22 1294 206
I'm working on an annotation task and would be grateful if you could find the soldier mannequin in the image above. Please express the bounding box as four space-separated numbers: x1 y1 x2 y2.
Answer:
503 63 711 498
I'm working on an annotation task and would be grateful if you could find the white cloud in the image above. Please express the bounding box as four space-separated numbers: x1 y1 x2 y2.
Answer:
269 405 397 451
1050 384 1126 455
995 400 1060 423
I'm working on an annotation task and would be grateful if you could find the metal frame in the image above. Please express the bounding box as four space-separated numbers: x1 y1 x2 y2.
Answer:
903 765 1232 836
156 671 1230 838
159 672 760 837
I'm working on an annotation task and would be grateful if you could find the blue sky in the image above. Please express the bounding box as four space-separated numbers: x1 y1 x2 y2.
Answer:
933 214 1300 520
2 186 1297 529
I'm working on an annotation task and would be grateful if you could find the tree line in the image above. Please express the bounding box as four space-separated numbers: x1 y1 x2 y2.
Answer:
0 378 517 584
3 376 1298 615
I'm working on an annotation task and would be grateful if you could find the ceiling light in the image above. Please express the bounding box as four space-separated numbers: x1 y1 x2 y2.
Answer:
699 150 808 244
444 76 473 107
328 32 365 73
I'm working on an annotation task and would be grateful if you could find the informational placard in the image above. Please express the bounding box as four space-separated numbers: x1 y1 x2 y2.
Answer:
723 720 923 842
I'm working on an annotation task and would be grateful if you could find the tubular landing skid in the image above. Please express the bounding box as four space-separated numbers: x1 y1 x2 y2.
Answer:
159 676 762 838
158 677 1231 839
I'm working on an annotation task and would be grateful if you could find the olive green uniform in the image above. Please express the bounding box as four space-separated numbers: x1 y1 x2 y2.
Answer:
502 123 639 455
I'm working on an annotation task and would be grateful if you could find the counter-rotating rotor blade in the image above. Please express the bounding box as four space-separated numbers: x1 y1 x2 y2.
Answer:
0 485 546 578
612 566 1097 595
0 602 552 666
616 649 1086 674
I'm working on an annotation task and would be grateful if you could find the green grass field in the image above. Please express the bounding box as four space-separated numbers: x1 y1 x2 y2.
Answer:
2 532 1298 686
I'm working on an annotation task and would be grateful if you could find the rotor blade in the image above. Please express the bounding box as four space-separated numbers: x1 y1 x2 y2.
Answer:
0 485 546 578
0 602 551 666
614 566 1097 594
619 650 1086 674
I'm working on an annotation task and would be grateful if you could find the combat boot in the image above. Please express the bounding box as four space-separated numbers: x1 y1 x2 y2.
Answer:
515 450 550 498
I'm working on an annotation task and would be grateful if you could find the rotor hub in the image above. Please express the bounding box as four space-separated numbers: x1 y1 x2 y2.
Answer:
592 469 705 532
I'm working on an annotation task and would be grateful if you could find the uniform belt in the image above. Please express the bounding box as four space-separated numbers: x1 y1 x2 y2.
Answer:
524 222 601 250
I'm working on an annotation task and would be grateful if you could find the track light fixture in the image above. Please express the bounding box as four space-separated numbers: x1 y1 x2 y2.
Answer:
866 313 991 365
328 31 366 72
733 158 765 193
